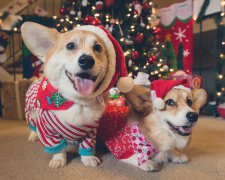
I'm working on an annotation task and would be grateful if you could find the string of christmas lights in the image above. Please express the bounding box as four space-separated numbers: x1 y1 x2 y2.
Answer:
211 0 225 103
54 0 170 80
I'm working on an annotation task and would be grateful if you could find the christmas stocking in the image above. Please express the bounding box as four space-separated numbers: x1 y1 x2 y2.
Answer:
159 0 193 74
0 33 8 64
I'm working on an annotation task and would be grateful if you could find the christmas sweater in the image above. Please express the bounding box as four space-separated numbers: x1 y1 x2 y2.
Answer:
98 105 158 165
25 77 98 155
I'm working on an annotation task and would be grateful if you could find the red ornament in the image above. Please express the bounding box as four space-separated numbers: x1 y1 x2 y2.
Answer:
84 15 93 24
153 28 161 35
110 18 116 25
96 1 103 10
148 55 156 64
133 10 138 15
142 2 149 10
60 7 66 16
132 50 139 60
91 18 101 26
134 33 144 44
105 0 114 8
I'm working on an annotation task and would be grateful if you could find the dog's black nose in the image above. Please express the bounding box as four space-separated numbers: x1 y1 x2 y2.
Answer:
186 112 198 123
78 55 95 70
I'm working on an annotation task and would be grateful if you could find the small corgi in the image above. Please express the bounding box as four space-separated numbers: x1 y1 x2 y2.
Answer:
98 79 207 171
21 22 141 168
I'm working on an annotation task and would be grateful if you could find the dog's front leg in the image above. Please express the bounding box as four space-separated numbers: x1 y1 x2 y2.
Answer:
49 149 67 168
121 154 161 172
154 151 169 165
28 130 38 142
168 149 188 164
81 155 100 167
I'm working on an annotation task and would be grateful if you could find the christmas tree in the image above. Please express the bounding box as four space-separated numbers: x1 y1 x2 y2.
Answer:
55 0 169 80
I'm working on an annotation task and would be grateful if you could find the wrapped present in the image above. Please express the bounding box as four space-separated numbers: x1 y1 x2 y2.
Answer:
217 103 225 119
134 72 150 89
168 70 203 89
0 79 34 120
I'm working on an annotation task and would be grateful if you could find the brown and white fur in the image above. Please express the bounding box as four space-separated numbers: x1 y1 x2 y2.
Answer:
120 88 207 171
21 22 150 169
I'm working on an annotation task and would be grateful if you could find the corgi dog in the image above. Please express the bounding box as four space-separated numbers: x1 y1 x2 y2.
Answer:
21 22 149 169
98 79 207 171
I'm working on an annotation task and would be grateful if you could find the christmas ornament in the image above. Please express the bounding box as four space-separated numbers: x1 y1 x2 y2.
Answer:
77 11 82 18
142 2 149 10
105 0 114 8
128 59 132 67
148 55 156 64
125 38 134 45
82 0 88 7
110 18 116 25
96 1 103 10
84 15 92 24
109 87 120 98
91 18 101 26
134 2 142 16
133 10 138 15
140 18 145 27
70 8 76 15
153 28 161 36
134 33 144 44
163 64 169 71
60 7 66 16
132 50 139 60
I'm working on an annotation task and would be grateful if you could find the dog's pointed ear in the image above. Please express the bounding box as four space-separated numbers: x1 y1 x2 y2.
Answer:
192 89 207 110
21 22 58 62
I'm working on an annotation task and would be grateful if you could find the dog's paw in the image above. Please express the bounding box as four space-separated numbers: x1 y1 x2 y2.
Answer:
139 160 161 172
170 154 188 164
81 155 100 167
49 158 67 169
28 131 38 143
154 152 169 165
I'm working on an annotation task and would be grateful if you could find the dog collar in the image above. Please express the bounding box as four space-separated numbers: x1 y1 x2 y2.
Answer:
36 77 74 110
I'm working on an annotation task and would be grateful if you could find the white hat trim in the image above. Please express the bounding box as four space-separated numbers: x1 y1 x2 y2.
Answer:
173 85 190 92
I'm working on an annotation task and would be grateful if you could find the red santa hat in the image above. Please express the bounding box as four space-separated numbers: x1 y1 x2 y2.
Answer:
76 25 134 93
150 79 190 110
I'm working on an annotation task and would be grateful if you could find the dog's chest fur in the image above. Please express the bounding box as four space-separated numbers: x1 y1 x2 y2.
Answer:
53 97 105 126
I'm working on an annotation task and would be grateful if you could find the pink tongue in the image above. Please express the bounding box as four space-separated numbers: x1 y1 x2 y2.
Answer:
74 76 94 95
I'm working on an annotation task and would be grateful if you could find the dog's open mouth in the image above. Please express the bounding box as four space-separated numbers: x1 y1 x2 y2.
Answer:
65 70 97 95
167 121 192 136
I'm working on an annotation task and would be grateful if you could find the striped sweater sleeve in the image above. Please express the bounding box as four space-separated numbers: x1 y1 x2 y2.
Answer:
78 123 98 156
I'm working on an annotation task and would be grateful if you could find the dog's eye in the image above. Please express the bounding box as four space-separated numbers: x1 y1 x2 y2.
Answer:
165 99 176 106
93 44 102 53
187 99 192 107
66 42 76 50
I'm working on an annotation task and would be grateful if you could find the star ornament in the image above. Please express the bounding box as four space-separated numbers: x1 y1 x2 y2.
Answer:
174 28 186 42
183 49 190 57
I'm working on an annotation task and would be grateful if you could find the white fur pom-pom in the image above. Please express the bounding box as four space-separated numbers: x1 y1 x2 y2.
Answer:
117 76 134 93
153 98 165 110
